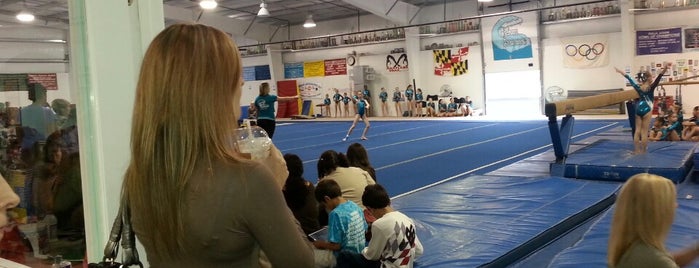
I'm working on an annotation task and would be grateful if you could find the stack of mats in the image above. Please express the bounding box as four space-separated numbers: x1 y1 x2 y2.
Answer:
390 175 619 267
545 178 699 268
556 139 696 183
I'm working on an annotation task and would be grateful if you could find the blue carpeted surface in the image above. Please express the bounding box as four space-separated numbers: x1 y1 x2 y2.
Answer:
546 183 699 268
273 120 623 196
559 139 697 183
389 175 619 268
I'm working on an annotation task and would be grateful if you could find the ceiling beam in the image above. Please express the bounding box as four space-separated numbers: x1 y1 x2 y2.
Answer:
340 0 419 25
163 4 274 43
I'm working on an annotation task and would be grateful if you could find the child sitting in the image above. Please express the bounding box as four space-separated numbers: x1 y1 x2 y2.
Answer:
313 179 368 268
337 184 423 268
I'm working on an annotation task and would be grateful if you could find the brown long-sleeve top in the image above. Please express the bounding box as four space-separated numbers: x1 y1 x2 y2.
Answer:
132 159 314 268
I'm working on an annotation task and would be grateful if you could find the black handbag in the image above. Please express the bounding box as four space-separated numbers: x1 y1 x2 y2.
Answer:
88 197 143 268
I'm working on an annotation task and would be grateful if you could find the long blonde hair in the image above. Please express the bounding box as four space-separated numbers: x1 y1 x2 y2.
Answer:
123 23 243 259
608 173 676 266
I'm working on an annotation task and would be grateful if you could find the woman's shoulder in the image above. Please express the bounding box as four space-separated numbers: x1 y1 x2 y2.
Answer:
616 242 678 268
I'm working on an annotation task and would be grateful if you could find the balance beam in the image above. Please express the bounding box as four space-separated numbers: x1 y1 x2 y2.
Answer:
545 90 638 117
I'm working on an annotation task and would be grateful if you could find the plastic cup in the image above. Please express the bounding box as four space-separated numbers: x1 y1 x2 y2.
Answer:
234 124 272 160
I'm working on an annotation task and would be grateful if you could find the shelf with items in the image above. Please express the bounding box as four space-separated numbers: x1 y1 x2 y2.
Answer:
541 13 619 25
632 0 699 13
418 19 480 36
280 28 406 51
541 0 620 23
239 45 267 57
278 37 405 53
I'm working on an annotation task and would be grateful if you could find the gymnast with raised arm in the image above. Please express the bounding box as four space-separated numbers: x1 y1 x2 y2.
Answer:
343 91 371 141
615 64 668 154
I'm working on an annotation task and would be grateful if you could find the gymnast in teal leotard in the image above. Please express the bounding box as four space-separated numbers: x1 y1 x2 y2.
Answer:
343 91 371 141
615 64 668 154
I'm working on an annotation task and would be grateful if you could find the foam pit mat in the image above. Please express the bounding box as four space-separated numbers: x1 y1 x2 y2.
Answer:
546 192 699 268
390 175 619 267
558 139 696 183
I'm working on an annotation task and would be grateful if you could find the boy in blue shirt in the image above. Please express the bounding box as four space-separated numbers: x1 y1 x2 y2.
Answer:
313 179 367 268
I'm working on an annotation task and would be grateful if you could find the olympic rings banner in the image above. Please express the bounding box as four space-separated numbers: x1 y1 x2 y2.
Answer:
561 34 609 69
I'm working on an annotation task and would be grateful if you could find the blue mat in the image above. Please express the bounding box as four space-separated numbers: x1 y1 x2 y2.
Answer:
547 186 699 268
558 139 696 183
390 175 619 267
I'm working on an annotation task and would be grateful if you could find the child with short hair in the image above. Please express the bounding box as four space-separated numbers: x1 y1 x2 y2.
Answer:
313 179 368 268
337 184 423 268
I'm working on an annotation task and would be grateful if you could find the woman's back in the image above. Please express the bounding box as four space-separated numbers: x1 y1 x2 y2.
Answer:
132 159 313 267
320 166 375 209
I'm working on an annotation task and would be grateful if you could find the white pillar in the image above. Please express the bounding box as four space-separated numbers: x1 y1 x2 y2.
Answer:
68 0 163 263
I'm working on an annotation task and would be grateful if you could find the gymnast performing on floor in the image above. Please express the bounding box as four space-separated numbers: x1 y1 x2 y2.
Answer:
343 91 370 141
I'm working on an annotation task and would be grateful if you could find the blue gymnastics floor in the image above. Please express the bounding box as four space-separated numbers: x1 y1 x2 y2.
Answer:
273 119 624 196
273 118 647 267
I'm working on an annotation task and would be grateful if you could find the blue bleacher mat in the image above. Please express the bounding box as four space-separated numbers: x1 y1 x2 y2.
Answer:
390 175 619 267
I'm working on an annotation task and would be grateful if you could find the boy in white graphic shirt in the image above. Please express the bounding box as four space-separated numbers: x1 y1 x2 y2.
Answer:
337 184 423 268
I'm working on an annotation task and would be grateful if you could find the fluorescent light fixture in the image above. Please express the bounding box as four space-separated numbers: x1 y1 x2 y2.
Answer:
477 0 493 2
16 11 34 22
199 0 217 9
257 2 270 17
303 15 316 28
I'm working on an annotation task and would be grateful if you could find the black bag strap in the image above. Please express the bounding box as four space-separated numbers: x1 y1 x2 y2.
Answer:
102 202 123 262
100 196 143 267
120 198 142 267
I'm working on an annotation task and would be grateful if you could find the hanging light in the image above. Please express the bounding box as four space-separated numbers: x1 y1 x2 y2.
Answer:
477 0 493 2
16 0 34 22
303 15 316 28
257 1 270 17
16 11 34 22
199 0 218 9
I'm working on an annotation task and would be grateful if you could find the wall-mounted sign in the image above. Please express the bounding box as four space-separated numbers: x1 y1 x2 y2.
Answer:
636 27 682 55
284 62 304 79
324 58 347 76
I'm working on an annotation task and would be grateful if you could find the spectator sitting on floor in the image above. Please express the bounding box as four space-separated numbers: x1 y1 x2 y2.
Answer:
682 106 699 141
282 153 320 235
649 116 665 142
437 99 447 117
317 150 376 226
346 143 377 182
312 179 367 268
337 184 423 268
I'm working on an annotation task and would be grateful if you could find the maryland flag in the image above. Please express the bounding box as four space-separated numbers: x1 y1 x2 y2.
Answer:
434 47 469 76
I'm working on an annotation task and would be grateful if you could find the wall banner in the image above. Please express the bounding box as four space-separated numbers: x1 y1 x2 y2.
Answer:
636 27 682 55
561 35 609 69
299 82 323 99
433 47 469 76
304 61 325 77
254 65 271 80
386 53 408 72
324 58 347 76
490 15 533 61
243 66 256 81
284 62 304 79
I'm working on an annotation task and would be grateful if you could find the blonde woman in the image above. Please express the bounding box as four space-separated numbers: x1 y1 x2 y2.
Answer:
123 24 313 267
608 173 699 268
